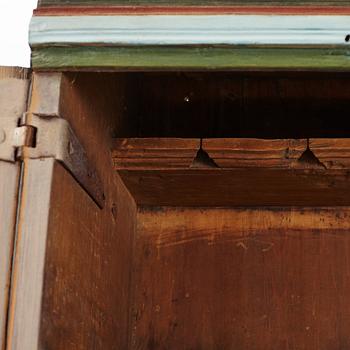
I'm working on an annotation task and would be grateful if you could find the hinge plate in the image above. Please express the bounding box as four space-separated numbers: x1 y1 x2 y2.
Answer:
0 117 20 162
18 113 104 208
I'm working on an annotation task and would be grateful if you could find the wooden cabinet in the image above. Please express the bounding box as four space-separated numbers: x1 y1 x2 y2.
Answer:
2 1 350 347
2 70 350 349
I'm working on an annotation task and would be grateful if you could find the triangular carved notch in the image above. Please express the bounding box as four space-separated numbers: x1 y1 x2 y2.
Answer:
191 139 219 169
297 139 327 169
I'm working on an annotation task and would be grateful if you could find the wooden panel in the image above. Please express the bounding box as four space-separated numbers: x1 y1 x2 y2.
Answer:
113 138 350 170
37 0 350 7
204 138 307 168
7 159 56 350
113 138 200 169
0 67 29 350
118 168 350 206
0 164 20 350
7 72 137 349
33 6 350 15
40 161 134 349
31 46 350 71
131 207 350 349
311 139 350 169
104 72 350 139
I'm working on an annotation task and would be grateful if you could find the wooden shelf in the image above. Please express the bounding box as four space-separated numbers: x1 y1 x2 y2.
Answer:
112 138 350 206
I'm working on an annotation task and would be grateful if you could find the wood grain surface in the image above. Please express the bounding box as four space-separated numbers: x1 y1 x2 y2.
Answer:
37 0 350 7
0 67 30 350
130 207 350 349
113 138 200 169
7 70 350 349
108 72 350 139
7 72 137 349
34 5 350 15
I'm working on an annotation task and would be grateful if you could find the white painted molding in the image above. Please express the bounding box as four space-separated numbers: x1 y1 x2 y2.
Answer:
30 15 350 47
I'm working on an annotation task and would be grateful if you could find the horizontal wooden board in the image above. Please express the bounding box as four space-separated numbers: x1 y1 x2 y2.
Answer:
132 206 350 349
113 138 350 170
204 138 307 168
38 0 350 7
118 168 350 206
33 6 350 15
31 47 350 70
113 138 200 169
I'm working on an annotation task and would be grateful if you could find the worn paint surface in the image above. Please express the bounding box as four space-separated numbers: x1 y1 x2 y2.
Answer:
31 46 350 70
30 15 350 46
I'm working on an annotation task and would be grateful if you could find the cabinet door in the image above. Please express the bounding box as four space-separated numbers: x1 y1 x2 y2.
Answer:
6 73 136 350
0 68 30 350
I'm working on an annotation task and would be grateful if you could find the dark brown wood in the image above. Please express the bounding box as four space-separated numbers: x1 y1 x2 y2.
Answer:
8 70 350 349
42 72 137 349
117 169 350 206
109 72 350 139
131 207 350 349
7 72 137 349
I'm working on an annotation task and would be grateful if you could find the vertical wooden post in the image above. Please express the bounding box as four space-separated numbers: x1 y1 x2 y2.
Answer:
0 67 30 350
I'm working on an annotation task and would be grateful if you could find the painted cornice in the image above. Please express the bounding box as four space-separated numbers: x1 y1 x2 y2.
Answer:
30 15 350 47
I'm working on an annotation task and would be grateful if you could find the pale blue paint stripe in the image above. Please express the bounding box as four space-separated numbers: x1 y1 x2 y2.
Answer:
30 15 350 47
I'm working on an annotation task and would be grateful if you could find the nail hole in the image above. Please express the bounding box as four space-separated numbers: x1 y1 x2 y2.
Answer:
111 203 118 221
345 34 350 42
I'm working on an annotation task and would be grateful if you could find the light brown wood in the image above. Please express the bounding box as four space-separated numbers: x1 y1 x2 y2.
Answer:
204 138 307 168
7 159 55 350
112 138 310 170
113 138 199 170
131 206 350 349
310 139 350 169
0 67 30 350
0 163 20 350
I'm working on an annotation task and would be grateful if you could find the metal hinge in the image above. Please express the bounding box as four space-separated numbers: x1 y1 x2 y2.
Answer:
0 113 104 208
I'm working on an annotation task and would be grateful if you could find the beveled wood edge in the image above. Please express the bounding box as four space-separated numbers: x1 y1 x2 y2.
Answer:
34 5 350 16
112 138 350 170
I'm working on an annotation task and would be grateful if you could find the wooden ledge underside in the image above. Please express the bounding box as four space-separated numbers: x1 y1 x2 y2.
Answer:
112 138 350 170
113 138 350 206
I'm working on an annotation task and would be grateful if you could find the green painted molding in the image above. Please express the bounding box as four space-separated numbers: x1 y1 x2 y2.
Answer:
31 46 350 70
38 0 350 6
